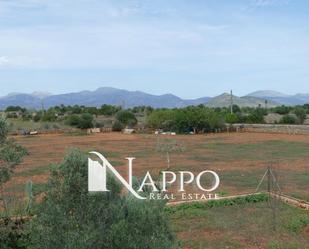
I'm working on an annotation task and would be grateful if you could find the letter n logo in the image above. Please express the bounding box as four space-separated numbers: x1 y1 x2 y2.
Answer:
88 157 108 191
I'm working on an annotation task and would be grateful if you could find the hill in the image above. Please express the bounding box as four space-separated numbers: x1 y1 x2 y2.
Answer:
247 90 309 106
1 87 309 110
205 93 279 108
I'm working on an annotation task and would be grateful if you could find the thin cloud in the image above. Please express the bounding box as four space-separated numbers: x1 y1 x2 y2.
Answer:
0 56 9 66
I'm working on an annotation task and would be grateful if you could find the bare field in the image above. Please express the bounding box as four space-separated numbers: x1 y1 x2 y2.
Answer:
4 131 309 202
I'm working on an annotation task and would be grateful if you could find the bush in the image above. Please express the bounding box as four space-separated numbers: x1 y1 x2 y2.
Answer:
286 216 309 233
0 217 30 249
28 149 176 249
33 113 42 122
112 120 124 131
65 113 94 129
225 113 238 124
0 117 9 144
65 114 80 126
115 110 137 128
77 113 94 129
280 114 297 124
147 107 225 133
41 109 57 122
294 107 306 124
99 105 121 116
273 105 291 115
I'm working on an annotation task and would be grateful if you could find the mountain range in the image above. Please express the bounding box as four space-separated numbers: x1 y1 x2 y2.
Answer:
0 88 309 110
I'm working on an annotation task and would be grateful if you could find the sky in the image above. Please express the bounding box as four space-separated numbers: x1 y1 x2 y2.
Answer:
0 0 309 98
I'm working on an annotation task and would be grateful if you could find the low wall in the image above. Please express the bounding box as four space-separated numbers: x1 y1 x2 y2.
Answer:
232 123 309 135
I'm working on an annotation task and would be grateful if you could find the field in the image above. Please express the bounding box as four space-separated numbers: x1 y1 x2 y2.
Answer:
168 198 309 249
2 131 309 248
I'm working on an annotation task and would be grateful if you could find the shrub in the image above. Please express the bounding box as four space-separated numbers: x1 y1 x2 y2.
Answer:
115 110 137 128
94 121 104 128
225 113 239 124
280 114 297 124
77 113 94 129
41 109 57 122
294 107 306 124
286 216 309 233
29 149 176 249
273 105 291 115
65 113 94 129
65 114 81 126
0 117 9 144
112 120 124 131
33 113 42 122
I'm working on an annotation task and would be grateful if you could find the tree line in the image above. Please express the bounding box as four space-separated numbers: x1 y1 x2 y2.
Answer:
3 103 309 132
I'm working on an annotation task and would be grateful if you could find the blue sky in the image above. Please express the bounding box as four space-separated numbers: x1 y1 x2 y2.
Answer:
0 0 309 98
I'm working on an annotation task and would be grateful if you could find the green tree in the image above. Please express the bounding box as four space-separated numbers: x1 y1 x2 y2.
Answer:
272 105 291 115
33 112 42 122
112 120 124 131
29 149 176 249
41 109 57 122
0 117 9 144
115 110 137 128
294 107 306 124
65 113 94 129
147 110 175 131
65 114 81 127
77 113 94 129
99 105 121 116
225 113 239 124
280 114 297 124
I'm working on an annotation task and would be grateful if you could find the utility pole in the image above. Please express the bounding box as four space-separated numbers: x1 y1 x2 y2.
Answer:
230 90 233 114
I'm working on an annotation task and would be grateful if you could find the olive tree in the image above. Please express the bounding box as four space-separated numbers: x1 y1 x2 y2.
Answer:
29 148 177 249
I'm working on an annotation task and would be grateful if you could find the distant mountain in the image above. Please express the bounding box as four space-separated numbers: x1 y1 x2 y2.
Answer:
43 87 190 108
31 91 52 99
205 93 279 108
184 97 212 106
0 94 42 109
247 90 289 98
0 87 202 109
1 87 309 110
247 90 309 106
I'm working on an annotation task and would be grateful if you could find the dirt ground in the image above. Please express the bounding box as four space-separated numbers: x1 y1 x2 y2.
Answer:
3 131 309 202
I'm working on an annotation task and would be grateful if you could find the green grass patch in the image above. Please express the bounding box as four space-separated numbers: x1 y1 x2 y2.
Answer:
165 193 268 214
195 140 309 162
168 196 309 249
